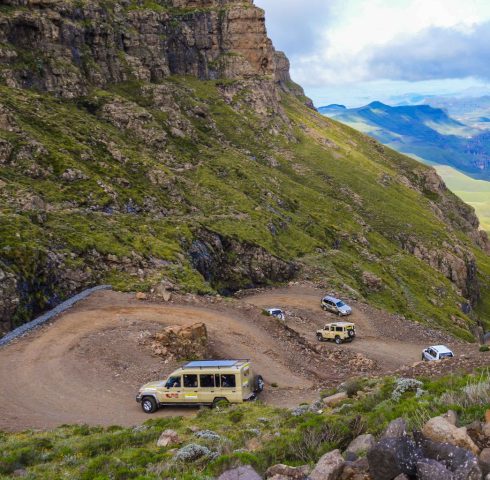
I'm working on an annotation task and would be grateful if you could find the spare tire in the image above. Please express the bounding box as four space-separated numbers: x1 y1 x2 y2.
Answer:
254 375 265 393
348 329 355 337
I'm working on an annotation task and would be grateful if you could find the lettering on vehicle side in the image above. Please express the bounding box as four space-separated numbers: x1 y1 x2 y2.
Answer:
165 393 179 399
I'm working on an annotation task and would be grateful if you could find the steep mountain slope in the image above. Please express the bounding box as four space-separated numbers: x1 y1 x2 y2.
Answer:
321 101 490 179
1 0 490 339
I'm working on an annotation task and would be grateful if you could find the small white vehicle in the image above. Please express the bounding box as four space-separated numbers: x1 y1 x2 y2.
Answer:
264 308 285 321
422 345 454 361
321 295 352 316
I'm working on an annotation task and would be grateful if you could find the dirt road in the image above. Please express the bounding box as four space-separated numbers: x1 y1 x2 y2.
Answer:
0 285 475 432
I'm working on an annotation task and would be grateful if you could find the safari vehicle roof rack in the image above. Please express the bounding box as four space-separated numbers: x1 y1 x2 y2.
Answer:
182 360 250 369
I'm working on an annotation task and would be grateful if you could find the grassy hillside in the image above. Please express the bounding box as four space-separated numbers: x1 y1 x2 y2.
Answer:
434 165 490 231
2 77 490 337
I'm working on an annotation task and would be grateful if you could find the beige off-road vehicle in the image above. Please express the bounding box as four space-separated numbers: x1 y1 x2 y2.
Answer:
316 322 356 344
136 359 264 413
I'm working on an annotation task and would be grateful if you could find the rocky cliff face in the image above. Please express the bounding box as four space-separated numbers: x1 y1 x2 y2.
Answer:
1 0 490 338
0 0 308 101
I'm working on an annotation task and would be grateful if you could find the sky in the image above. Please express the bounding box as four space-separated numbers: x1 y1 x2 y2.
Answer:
255 0 490 107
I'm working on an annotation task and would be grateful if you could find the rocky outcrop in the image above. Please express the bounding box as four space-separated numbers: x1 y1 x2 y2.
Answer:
0 0 307 102
188 230 298 293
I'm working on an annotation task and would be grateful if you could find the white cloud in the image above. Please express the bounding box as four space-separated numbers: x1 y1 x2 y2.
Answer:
257 0 490 87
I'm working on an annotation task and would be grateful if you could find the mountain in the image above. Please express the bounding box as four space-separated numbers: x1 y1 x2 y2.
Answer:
423 95 490 130
320 101 490 178
1 0 490 341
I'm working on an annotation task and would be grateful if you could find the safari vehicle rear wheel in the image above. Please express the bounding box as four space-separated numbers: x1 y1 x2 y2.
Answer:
212 397 229 409
141 396 158 414
335 336 342 345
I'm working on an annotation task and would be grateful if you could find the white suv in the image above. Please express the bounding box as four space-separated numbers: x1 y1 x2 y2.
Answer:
422 345 454 361
264 308 285 321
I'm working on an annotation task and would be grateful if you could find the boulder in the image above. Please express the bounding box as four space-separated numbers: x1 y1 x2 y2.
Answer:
417 459 454 480
150 323 208 360
218 466 262 480
422 416 480 455
310 449 345 480
339 458 370 480
367 436 421 480
480 448 490 476
157 429 180 447
381 418 408 439
418 436 482 480
443 410 458 426
345 434 376 458
322 392 348 407
265 463 310 479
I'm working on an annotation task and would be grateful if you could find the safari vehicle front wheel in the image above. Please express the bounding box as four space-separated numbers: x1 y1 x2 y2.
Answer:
212 397 230 409
141 396 158 414
316 333 324 342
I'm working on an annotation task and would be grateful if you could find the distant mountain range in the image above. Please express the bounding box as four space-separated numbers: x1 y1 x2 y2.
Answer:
320 101 490 180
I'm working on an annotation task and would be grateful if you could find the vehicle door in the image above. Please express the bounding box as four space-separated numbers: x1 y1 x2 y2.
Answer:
335 326 344 338
198 373 219 404
218 373 238 402
160 375 184 403
182 373 200 403
423 349 436 361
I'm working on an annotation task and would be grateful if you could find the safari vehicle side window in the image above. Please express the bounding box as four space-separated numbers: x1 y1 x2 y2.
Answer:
336 326 343 332
166 376 181 388
184 374 198 388
200 374 215 388
220 374 236 388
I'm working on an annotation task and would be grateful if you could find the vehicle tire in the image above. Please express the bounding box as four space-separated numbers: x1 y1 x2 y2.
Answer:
335 336 342 345
141 396 158 414
212 397 229 409
316 333 324 342
254 375 265 393
348 330 355 338
421 354 425 361
322 305 327 311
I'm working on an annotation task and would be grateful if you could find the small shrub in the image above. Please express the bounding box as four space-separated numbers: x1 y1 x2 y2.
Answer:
228 410 244 424
343 378 363 398
479 345 489 352
391 378 423 402
271 382 278 388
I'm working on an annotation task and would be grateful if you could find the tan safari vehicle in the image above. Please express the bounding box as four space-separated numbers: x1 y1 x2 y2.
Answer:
316 322 356 344
136 359 265 413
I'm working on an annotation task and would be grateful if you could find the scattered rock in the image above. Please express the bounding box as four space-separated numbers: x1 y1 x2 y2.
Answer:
310 449 345 480
443 410 458 426
416 458 454 480
480 448 490 476
345 434 376 458
135 292 147 300
361 271 383 291
422 416 480 455
381 418 408 439
265 463 310 479
322 392 348 407
417 435 482 480
156 429 180 447
218 466 262 480
367 436 421 480
150 323 208 360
